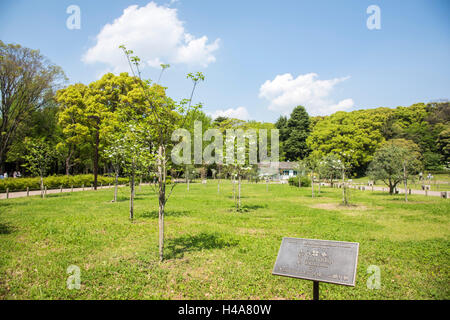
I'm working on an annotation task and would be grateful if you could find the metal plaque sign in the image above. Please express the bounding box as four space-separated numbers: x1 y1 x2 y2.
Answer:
272 237 359 286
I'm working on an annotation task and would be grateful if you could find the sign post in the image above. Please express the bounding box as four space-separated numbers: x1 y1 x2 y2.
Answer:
272 237 359 300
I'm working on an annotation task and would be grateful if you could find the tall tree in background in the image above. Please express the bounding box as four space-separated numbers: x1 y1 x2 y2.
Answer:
56 83 90 175
284 106 311 161
275 116 289 141
0 41 65 173
437 128 450 166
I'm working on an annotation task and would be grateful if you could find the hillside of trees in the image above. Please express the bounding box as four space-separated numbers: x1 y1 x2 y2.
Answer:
276 103 449 176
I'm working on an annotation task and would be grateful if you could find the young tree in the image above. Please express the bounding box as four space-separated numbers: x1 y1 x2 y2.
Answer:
121 123 154 220
104 132 126 202
320 154 344 187
22 138 55 198
120 46 204 261
368 139 421 196
295 160 307 188
306 154 320 198
229 162 251 211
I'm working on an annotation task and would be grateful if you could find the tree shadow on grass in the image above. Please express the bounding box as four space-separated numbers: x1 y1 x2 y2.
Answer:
165 232 239 259
230 203 268 213
0 223 14 235
138 210 191 219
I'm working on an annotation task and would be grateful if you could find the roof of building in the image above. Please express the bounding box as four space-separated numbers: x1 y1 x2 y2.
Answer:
257 162 297 170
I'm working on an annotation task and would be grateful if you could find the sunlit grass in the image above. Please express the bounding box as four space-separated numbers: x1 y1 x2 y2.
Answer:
0 181 449 299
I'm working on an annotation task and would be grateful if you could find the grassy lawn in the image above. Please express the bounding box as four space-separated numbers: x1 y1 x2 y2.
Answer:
0 181 449 300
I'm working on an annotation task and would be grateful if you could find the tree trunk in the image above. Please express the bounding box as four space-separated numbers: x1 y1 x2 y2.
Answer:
388 178 394 194
238 175 241 210
403 162 408 202
113 169 118 202
65 157 71 176
311 171 315 198
158 145 166 262
130 161 135 220
318 174 321 194
186 165 189 191
93 128 100 190
232 175 236 203
342 170 347 205
40 175 44 199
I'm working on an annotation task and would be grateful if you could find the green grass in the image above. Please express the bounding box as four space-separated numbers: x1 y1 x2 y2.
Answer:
0 181 449 300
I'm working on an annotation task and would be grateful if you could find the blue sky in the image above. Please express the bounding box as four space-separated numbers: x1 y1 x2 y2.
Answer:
1 0 449 122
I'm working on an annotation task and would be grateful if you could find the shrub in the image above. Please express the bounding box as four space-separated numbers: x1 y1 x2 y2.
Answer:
0 174 129 192
288 176 311 187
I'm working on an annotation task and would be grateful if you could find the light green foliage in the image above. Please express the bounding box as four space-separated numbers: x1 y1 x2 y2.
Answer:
307 109 387 174
368 139 422 194
319 154 345 184
288 176 311 187
21 138 55 178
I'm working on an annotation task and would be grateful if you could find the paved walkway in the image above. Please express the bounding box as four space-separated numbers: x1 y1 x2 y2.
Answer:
325 183 446 197
1 182 447 200
0 184 130 200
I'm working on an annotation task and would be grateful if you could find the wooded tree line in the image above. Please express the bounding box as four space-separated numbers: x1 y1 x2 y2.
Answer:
276 103 450 176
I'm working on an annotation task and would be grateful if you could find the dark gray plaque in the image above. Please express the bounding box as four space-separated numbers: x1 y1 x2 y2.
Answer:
272 237 359 286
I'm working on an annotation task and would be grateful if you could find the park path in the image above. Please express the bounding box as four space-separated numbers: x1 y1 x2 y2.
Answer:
327 183 446 197
0 184 131 200
1 181 447 200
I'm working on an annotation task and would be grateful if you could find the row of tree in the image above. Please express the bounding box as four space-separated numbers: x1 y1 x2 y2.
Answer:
276 103 450 176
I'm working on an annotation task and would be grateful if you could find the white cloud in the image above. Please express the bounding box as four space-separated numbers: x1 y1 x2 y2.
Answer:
82 2 219 71
210 107 250 120
259 73 354 116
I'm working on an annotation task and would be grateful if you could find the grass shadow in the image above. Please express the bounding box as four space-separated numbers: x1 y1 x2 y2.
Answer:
165 232 239 259
0 222 14 235
108 196 130 203
138 210 191 219
229 203 268 213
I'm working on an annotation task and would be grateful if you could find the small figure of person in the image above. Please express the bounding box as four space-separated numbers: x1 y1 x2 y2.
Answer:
13 171 17 178
17 171 21 178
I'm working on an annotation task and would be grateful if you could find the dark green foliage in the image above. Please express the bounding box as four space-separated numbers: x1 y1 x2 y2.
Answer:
0 174 129 192
275 116 289 142
288 176 311 187
284 106 311 161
